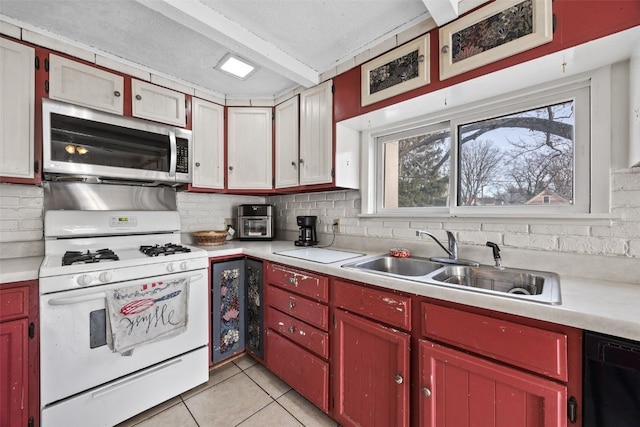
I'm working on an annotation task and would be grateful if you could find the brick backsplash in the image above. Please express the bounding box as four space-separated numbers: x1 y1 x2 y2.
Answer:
268 168 640 260
1 168 638 262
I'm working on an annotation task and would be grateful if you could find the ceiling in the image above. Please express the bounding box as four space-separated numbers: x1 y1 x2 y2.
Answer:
0 0 478 100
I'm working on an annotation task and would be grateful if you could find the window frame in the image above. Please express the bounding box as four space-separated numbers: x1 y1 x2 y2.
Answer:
367 78 595 217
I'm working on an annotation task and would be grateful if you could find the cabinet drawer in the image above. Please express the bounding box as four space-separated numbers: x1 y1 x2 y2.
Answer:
266 263 328 303
0 286 29 322
266 285 328 331
266 307 329 359
421 303 568 381
333 279 411 331
266 329 329 413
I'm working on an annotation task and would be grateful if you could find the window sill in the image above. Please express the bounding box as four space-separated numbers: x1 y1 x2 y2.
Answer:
358 212 620 225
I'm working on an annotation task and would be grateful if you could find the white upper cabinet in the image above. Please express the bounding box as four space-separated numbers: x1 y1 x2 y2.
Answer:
275 96 299 189
131 79 186 127
227 107 273 190
299 79 333 185
191 98 224 189
49 54 124 115
0 38 35 179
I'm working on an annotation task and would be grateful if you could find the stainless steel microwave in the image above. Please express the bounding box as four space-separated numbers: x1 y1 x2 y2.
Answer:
42 98 192 185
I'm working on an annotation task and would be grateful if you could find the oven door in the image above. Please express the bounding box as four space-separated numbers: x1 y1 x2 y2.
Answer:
40 269 208 407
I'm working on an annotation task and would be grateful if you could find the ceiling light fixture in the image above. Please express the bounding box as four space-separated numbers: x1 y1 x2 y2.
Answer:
216 53 257 80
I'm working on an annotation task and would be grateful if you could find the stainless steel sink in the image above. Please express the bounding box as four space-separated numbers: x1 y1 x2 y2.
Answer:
342 255 444 277
342 255 561 304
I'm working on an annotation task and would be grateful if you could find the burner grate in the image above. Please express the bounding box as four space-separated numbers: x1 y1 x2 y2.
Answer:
62 249 119 266
140 243 192 257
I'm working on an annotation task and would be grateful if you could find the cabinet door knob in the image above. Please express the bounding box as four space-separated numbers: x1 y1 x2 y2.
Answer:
288 326 295 334
291 161 296 167
228 166 234 171
422 387 432 397
195 162 201 167
114 91 121 97
299 158 304 164
135 94 142 100
395 374 404 384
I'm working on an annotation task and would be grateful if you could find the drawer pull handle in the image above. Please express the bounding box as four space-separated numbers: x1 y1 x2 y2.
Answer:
288 299 296 309
288 276 298 286
288 326 295 334
422 387 432 397
395 374 404 384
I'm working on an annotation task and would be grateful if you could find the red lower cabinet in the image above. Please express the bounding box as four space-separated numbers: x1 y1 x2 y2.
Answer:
419 339 566 427
331 279 412 427
266 329 329 411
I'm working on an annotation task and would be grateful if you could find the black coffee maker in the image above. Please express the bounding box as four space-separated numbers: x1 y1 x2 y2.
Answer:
295 216 318 246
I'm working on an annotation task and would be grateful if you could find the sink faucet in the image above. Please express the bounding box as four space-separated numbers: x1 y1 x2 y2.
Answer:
486 241 504 269
416 230 479 267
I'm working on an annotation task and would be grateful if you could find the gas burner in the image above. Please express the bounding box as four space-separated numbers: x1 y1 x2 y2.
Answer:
140 243 192 257
62 249 119 266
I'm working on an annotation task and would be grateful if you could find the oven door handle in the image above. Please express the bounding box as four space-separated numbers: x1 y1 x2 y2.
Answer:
47 274 203 306
48 292 107 305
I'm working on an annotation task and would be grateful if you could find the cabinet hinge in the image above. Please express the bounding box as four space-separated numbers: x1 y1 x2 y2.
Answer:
552 14 557 33
45 80 49 94
331 84 335 94
35 56 40 70
33 160 39 174
567 396 578 423
331 168 335 178
28 322 35 339
28 416 34 427
44 58 50 72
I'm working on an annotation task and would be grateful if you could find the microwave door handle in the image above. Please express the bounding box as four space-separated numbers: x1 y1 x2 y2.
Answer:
169 130 177 178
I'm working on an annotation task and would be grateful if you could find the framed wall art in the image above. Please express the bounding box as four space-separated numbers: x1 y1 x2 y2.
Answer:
361 34 430 107
439 0 553 80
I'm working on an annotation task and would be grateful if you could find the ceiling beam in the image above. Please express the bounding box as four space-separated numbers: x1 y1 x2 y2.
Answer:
134 0 320 88
421 0 459 26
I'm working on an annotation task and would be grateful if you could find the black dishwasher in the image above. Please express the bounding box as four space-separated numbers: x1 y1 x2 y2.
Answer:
583 331 640 427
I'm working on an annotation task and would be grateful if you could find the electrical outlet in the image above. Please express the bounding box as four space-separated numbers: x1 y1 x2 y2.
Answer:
332 218 341 233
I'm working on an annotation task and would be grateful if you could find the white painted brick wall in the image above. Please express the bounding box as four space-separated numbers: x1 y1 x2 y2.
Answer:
0 184 43 243
268 168 640 259
176 192 264 232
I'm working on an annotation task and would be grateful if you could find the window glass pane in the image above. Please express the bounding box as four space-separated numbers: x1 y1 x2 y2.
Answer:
458 101 574 207
382 127 450 208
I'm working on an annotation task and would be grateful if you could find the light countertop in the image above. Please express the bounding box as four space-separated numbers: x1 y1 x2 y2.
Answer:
2 241 638 342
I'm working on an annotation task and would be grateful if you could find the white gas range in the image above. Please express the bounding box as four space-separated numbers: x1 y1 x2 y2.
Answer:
39 209 209 426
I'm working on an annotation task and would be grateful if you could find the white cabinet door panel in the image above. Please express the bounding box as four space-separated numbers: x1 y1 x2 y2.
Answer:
299 80 333 185
227 108 272 190
0 39 35 179
275 96 299 189
49 54 123 115
192 98 224 189
131 79 186 127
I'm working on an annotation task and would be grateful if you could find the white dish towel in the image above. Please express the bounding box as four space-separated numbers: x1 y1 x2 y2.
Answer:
106 276 189 354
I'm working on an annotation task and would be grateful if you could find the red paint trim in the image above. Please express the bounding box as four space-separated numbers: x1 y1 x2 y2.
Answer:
334 0 640 122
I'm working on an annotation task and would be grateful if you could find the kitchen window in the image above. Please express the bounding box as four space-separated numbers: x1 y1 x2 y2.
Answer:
372 80 591 216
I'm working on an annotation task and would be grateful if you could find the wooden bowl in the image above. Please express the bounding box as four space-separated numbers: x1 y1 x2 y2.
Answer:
192 230 228 246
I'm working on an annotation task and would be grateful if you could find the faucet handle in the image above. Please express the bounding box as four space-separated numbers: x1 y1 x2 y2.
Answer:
486 242 502 268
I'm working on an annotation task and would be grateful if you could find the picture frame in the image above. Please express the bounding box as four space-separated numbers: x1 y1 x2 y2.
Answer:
361 34 430 107
439 0 552 80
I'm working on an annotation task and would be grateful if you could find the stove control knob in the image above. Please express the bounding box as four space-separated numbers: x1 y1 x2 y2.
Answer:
180 261 188 271
166 263 176 273
77 274 93 286
99 272 113 283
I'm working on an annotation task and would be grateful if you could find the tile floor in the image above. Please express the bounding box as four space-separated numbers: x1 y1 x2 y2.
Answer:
117 354 339 427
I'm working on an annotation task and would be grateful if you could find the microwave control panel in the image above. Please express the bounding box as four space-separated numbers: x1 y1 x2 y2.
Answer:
176 138 189 174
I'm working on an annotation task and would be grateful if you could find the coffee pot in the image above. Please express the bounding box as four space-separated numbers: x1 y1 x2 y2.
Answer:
295 215 318 246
